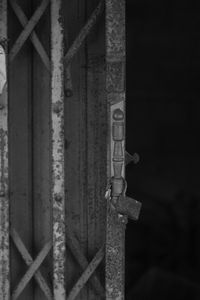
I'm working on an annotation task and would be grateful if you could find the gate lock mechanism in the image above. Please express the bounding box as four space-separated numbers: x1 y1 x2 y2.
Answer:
105 178 142 221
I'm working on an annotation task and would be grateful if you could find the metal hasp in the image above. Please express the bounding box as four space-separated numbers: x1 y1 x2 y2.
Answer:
105 0 141 299
0 0 10 298
51 0 66 299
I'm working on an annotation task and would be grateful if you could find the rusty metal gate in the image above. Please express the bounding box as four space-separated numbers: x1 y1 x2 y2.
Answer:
0 0 141 299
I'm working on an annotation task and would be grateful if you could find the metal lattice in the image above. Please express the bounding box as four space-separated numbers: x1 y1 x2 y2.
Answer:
0 0 141 299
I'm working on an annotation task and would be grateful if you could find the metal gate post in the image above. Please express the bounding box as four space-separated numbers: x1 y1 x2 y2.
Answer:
105 0 126 298
105 0 141 297
51 0 66 299
0 0 10 299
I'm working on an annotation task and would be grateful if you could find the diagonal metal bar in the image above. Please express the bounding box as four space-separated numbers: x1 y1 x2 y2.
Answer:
9 0 49 62
64 0 104 66
12 231 52 300
66 227 105 298
9 0 50 71
67 245 105 300
10 228 53 300
63 0 104 96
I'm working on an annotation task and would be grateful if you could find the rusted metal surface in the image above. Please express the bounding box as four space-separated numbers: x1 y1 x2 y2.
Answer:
0 0 9 298
67 245 105 300
105 0 126 299
51 0 66 299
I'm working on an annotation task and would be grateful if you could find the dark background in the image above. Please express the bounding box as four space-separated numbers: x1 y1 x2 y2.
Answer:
126 1 200 299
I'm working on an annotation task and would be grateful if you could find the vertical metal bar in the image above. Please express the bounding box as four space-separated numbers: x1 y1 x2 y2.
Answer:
105 0 126 299
0 0 9 299
51 0 66 299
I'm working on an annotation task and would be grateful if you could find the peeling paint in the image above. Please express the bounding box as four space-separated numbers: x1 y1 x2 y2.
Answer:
51 0 66 299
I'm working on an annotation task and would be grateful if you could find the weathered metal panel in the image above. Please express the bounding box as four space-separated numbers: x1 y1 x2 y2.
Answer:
0 1 130 299
9 1 34 298
32 1 52 299
0 0 9 298
106 0 126 299
64 0 106 298
86 1 106 299
64 0 88 298
51 0 66 299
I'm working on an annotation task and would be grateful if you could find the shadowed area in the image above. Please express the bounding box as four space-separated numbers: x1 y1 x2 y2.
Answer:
126 0 200 299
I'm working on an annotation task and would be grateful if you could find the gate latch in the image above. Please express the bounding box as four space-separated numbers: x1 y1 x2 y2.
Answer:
105 179 141 221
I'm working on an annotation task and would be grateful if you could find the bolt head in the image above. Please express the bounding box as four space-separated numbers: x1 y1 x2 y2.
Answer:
113 109 124 121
